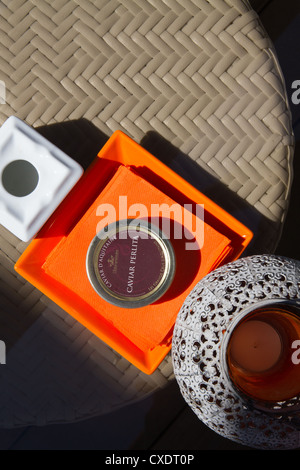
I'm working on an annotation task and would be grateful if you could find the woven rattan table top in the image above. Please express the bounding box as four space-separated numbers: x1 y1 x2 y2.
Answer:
0 0 294 427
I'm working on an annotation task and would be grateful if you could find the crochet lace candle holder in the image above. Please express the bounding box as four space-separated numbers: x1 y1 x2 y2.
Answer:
172 255 300 450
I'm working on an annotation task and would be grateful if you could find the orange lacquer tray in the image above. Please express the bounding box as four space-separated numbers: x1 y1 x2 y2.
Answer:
15 131 253 374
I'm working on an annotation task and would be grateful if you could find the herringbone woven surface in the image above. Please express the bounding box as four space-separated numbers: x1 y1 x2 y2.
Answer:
0 0 294 427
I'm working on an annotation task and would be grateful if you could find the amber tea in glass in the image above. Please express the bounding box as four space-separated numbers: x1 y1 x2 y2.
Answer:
226 302 300 403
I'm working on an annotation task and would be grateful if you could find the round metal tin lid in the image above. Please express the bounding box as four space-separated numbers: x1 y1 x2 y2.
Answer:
86 219 176 308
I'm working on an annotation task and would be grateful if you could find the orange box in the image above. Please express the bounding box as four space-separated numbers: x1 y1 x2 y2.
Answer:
15 131 253 374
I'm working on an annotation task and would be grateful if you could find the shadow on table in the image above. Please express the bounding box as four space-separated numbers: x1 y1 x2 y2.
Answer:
36 119 110 171
130 379 251 451
140 130 281 256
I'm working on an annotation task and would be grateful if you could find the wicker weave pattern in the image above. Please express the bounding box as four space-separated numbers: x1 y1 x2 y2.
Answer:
0 0 294 221
0 0 294 427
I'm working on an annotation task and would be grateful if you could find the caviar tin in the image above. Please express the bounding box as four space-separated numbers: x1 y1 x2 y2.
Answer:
86 219 176 309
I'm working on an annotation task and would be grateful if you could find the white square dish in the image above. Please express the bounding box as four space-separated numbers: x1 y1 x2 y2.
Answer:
0 116 83 241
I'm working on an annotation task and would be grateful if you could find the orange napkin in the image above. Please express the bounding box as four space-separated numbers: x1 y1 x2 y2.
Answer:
43 165 232 351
